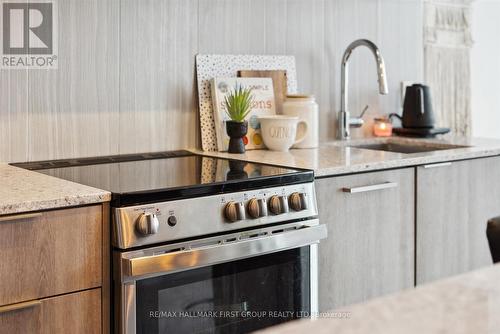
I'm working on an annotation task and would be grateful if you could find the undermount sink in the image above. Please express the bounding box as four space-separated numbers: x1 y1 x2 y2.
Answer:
350 142 468 154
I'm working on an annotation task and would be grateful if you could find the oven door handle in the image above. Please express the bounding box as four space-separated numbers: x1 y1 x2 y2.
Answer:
122 222 327 280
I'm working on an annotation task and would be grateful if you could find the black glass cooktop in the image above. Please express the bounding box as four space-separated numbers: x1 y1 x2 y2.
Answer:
11 151 313 206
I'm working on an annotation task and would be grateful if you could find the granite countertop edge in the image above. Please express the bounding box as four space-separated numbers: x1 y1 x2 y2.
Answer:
0 164 111 216
313 146 500 177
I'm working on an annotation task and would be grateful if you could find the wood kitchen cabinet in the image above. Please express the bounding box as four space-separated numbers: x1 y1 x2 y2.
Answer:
316 168 415 311
0 289 101 334
416 157 500 284
0 206 102 305
0 204 110 334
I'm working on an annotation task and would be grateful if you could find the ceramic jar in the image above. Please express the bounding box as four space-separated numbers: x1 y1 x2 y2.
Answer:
282 94 319 148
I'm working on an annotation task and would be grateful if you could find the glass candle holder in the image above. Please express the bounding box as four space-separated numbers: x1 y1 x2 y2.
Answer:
373 118 393 137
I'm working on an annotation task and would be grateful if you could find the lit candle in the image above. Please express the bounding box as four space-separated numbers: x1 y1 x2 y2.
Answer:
373 118 393 137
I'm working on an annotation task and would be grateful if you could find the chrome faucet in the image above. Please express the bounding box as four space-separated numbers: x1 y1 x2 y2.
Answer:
338 39 389 140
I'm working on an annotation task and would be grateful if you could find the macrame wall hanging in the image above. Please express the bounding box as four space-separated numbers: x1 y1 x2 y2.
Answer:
424 0 473 136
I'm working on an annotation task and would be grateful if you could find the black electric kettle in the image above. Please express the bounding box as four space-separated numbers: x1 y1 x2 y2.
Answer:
402 84 435 128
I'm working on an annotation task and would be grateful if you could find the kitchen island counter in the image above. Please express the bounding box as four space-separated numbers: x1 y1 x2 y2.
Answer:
256 263 500 334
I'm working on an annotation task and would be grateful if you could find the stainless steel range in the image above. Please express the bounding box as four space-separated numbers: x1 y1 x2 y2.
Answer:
14 151 326 334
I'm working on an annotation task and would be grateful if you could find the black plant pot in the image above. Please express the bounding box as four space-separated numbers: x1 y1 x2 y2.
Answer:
226 120 248 153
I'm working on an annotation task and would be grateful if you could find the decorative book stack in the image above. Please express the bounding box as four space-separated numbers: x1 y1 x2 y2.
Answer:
211 77 276 151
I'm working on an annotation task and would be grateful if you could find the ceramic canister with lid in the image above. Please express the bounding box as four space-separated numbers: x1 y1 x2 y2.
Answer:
282 94 319 148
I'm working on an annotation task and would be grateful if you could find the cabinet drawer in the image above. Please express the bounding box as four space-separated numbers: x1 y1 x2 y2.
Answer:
0 206 102 305
0 288 101 334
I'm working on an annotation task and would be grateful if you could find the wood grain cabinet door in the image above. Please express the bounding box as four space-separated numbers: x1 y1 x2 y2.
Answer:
316 168 415 311
0 206 102 305
416 157 499 284
0 288 101 334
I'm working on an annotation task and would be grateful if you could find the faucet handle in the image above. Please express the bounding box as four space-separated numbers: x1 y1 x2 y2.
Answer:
348 105 368 128
359 105 369 118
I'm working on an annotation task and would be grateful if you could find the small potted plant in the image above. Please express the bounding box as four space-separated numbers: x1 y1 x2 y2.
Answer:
224 85 253 153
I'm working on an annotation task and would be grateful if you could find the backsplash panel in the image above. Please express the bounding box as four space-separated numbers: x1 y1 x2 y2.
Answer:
0 70 28 162
0 0 423 162
119 0 199 155
27 0 120 161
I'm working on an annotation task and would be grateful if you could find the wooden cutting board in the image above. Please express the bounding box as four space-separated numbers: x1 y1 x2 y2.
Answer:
238 70 288 114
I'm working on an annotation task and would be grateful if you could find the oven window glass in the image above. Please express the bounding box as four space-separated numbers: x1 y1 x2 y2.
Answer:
136 247 310 334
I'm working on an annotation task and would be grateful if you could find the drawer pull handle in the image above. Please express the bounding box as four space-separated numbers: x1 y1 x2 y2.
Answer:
0 212 42 223
0 300 41 314
342 182 398 194
423 162 452 169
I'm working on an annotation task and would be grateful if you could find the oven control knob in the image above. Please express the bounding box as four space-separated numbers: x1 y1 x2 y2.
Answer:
167 215 177 227
289 192 308 211
136 213 160 236
269 195 288 215
247 198 267 219
224 201 245 222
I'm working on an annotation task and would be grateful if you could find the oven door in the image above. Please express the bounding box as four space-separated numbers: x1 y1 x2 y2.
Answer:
115 219 326 334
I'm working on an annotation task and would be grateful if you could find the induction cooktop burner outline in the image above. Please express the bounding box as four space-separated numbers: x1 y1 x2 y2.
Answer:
11 151 313 207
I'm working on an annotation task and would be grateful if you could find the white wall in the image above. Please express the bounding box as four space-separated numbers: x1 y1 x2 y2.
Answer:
471 0 500 139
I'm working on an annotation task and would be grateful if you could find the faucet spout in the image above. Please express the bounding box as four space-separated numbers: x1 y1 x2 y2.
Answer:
338 39 388 140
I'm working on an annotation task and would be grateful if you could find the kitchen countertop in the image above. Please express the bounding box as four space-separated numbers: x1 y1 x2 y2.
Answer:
192 136 500 177
0 163 111 215
256 263 500 334
3 136 500 215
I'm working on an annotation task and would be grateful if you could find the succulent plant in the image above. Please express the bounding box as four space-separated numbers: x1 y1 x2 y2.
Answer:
224 85 254 122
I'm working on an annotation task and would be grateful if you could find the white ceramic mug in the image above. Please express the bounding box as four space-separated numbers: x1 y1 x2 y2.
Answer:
259 115 308 152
